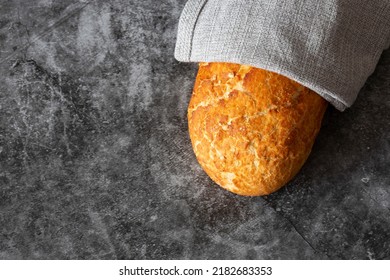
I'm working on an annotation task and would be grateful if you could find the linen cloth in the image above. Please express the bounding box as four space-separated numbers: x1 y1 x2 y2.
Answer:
174 0 390 111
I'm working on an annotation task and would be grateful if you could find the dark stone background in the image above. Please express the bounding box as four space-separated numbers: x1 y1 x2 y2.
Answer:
0 0 389 259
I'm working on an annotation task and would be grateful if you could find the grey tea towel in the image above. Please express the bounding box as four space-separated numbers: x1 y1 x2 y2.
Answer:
174 0 390 111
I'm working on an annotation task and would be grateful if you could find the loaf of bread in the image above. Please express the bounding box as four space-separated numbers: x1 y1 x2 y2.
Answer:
188 62 328 196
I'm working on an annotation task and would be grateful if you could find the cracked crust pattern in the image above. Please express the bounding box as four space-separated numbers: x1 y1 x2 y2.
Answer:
188 62 328 196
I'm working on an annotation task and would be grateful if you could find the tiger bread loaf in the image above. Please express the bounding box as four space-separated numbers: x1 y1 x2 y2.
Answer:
188 62 328 196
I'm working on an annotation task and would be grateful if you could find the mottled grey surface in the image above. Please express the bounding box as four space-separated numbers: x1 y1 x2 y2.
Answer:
0 0 389 260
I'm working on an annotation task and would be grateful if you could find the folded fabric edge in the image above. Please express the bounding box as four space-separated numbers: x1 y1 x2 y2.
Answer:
174 0 209 61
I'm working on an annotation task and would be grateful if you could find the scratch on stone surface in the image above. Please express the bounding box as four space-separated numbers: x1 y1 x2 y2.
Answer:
285 214 328 258
87 208 117 258
0 1 92 64
264 199 329 259
76 3 114 68
16 6 31 59
56 75 72 157
367 249 375 260
4 58 101 162
360 186 390 213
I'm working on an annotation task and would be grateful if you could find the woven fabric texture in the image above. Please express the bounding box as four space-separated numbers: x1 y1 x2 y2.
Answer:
175 0 390 110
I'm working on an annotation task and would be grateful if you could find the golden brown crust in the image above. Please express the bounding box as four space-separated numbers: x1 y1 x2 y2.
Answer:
188 62 328 196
